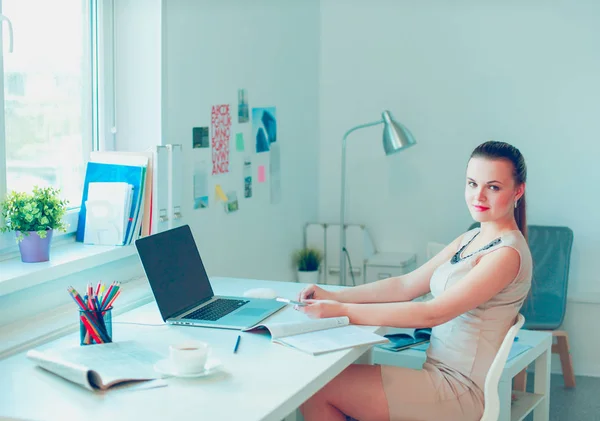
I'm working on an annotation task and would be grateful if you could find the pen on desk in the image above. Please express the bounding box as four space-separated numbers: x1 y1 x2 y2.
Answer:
233 334 241 353
276 297 307 306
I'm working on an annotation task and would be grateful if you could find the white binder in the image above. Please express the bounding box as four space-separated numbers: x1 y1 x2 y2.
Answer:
152 145 169 234
305 223 326 283
344 225 367 286
306 223 377 286
325 224 341 285
167 144 183 229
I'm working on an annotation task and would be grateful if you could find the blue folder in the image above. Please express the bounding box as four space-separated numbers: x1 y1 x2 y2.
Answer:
76 162 145 244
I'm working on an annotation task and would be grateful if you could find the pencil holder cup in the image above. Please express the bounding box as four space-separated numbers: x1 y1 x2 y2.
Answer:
79 307 113 346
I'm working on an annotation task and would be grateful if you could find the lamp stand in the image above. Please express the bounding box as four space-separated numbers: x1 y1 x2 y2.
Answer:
339 119 383 286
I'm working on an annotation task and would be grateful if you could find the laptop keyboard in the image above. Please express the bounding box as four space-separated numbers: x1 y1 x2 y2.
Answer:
186 298 250 321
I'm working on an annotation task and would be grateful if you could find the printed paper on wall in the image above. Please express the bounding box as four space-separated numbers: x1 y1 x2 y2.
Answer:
211 104 232 175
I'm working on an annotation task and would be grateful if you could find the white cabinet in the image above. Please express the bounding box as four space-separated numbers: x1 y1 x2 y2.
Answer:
365 252 416 283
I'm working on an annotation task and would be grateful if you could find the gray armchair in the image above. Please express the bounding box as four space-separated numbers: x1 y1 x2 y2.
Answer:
515 225 575 389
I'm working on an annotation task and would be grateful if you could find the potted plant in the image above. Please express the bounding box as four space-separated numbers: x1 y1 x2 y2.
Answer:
0 186 69 263
292 247 323 284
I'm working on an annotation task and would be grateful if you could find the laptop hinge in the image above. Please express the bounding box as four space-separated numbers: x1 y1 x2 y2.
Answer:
171 296 213 320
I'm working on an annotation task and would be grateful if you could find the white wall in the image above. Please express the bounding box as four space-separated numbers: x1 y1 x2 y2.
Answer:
113 0 163 152
319 0 600 295
319 0 600 376
113 0 321 282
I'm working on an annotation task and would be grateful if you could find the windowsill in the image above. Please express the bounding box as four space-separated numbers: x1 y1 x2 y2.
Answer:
0 276 154 360
0 240 138 297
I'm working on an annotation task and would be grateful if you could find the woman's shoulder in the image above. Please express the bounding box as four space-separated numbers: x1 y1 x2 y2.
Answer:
498 230 533 270
499 230 530 251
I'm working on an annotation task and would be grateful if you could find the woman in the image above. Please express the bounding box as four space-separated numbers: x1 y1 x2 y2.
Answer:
297 141 532 421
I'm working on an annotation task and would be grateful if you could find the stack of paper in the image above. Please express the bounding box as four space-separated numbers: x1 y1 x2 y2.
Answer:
83 182 133 246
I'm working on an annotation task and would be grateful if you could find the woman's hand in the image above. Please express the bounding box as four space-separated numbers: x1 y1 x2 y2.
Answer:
297 284 336 302
296 299 347 319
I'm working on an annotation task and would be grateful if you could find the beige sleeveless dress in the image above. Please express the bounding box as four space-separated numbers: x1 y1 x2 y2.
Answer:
380 228 532 421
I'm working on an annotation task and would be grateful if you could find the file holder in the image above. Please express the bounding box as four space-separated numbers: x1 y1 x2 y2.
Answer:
79 308 113 345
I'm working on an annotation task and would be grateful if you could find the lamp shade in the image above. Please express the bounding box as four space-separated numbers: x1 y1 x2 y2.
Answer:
381 110 416 155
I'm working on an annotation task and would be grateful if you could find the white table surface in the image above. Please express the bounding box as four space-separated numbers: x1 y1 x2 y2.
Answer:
0 277 379 421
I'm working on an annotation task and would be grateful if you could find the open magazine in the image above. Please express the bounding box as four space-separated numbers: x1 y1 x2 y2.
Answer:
376 328 432 352
243 316 389 356
26 341 165 391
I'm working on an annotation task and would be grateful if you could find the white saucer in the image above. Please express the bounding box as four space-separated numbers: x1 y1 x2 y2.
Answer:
153 358 223 378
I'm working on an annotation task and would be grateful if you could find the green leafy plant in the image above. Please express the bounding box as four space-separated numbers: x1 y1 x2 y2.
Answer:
0 186 69 242
292 247 323 272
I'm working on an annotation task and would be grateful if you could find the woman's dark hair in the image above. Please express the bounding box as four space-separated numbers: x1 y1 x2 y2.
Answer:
470 140 528 241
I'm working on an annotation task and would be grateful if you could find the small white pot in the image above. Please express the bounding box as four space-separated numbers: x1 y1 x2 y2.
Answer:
297 270 319 284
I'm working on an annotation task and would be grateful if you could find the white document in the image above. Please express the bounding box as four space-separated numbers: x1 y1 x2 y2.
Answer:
83 182 132 246
26 341 165 391
90 151 153 238
243 316 388 356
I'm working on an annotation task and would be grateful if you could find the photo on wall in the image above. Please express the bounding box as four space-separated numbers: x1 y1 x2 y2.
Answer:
225 191 239 213
243 159 252 198
252 107 277 153
193 160 209 209
192 127 209 148
238 89 249 123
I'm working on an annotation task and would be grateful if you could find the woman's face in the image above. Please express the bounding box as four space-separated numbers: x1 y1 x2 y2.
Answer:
465 157 524 224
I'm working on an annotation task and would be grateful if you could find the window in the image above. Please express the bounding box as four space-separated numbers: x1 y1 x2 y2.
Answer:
0 0 106 253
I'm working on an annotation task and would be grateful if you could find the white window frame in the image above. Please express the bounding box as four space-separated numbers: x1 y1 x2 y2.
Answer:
0 0 115 258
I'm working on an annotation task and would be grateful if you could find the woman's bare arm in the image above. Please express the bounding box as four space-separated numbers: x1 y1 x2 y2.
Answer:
331 236 462 304
324 246 522 328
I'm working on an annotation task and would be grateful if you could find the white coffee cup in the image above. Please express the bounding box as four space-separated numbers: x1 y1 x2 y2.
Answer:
169 340 210 374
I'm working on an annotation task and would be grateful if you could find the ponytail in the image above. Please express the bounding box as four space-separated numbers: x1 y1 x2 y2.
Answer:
515 193 527 243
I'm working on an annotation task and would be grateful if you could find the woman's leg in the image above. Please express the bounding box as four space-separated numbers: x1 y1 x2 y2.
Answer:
300 364 390 421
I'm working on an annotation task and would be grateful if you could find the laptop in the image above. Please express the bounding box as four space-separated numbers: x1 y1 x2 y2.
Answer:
134 225 285 329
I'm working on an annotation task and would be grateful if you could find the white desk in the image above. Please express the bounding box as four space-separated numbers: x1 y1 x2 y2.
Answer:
0 277 552 421
0 277 376 421
372 328 552 421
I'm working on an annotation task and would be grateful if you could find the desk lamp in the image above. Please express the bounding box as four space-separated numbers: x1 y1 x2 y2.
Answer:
339 110 416 286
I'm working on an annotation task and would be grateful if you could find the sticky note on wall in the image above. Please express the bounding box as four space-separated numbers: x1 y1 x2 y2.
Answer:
215 184 228 201
236 133 244 151
258 165 266 183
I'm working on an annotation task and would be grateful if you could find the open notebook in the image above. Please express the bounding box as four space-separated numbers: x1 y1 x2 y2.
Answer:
243 316 389 356
27 341 166 391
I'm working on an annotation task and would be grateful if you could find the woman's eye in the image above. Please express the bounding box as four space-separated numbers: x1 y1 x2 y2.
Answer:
468 181 476 187
489 185 500 191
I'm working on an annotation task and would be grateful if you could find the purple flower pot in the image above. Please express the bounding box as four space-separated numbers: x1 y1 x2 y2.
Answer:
17 230 53 263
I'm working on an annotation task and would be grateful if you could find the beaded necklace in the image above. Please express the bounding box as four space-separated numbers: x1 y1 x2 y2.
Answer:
450 232 502 264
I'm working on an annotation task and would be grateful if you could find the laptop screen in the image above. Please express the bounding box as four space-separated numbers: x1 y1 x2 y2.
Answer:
135 225 214 320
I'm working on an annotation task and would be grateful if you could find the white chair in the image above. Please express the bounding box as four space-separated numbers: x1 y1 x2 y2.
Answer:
480 313 525 421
